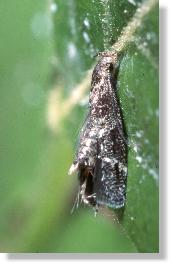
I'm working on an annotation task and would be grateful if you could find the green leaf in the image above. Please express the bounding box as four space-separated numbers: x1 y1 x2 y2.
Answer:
52 0 159 253
48 209 137 253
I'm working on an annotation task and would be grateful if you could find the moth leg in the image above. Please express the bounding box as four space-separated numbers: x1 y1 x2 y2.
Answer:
79 166 96 207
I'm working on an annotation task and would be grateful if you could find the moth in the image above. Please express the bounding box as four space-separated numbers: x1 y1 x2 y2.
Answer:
69 51 127 211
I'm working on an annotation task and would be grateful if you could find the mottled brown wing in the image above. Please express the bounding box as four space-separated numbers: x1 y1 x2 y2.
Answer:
93 127 127 209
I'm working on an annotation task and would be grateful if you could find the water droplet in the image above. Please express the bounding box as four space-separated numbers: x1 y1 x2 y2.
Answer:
67 42 77 59
83 18 90 29
146 32 152 40
135 130 143 138
133 143 138 153
155 109 159 117
79 96 89 107
148 168 158 181
144 138 150 144
135 156 143 163
128 0 136 6
83 31 90 43
50 2 58 13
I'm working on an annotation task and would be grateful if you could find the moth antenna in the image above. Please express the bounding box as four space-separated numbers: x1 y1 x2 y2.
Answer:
70 188 80 214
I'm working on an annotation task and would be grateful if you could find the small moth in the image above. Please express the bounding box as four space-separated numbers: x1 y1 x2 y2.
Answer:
69 51 127 211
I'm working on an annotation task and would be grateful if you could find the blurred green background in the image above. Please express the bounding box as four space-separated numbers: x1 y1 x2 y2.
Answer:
0 0 158 253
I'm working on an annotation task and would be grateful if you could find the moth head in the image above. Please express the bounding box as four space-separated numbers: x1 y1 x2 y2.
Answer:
95 51 118 73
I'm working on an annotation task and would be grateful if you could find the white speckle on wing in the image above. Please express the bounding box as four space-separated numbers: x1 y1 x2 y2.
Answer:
89 156 95 165
85 139 92 147
89 130 96 137
82 146 89 155
99 128 105 137
103 157 112 163
100 144 104 151
120 164 127 174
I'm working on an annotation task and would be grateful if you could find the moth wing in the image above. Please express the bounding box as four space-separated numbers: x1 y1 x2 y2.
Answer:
93 129 127 209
